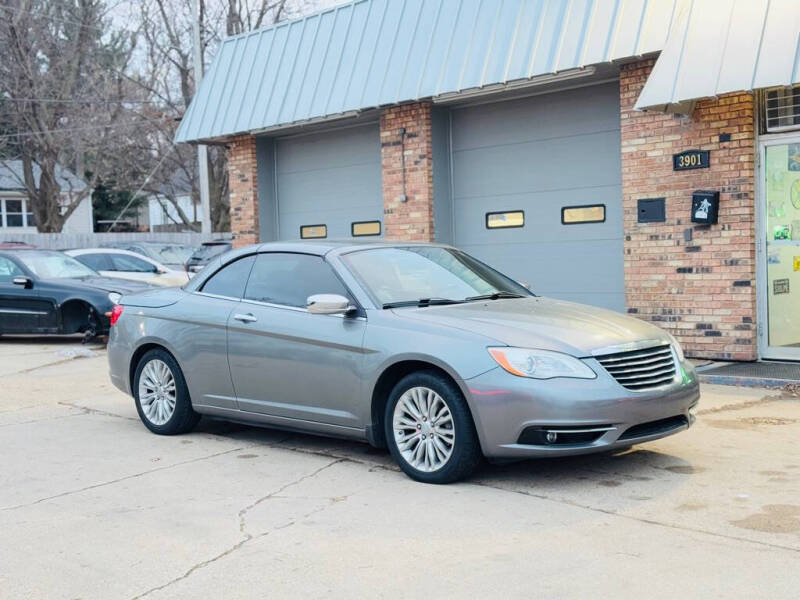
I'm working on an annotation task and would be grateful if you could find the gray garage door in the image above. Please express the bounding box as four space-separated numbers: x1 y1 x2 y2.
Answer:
276 123 382 240
450 81 624 311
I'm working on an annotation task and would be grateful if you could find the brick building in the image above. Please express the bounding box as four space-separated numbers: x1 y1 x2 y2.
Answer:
176 0 800 362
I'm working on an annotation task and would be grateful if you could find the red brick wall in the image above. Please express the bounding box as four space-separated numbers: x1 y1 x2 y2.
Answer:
381 102 435 241
227 135 259 248
621 59 757 360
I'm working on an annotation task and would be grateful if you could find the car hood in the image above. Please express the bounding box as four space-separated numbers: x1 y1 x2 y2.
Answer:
393 297 670 357
52 276 154 295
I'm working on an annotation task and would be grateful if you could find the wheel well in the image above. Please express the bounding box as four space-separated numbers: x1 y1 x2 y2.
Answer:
369 360 462 448
60 300 97 334
129 343 167 389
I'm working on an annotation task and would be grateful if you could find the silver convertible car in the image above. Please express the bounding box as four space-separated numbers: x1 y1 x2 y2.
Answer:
108 241 700 484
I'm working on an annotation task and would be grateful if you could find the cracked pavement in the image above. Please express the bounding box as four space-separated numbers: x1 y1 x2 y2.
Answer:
1 338 799 599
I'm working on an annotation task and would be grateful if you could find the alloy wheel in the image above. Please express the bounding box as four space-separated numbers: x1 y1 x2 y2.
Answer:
138 359 177 426
392 386 455 472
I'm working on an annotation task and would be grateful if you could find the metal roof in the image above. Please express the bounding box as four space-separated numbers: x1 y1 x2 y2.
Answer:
636 0 800 111
176 0 680 143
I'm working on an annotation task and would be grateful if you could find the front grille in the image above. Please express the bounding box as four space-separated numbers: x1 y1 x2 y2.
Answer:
619 415 689 441
596 344 677 391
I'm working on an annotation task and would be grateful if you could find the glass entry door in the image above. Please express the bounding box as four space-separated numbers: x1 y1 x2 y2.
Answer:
760 139 800 360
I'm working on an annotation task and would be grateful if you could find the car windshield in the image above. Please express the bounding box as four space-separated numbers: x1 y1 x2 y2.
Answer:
342 247 532 307
145 244 194 265
191 244 230 260
19 252 98 279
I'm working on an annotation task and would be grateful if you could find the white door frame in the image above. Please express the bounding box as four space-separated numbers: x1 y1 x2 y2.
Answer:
756 132 800 361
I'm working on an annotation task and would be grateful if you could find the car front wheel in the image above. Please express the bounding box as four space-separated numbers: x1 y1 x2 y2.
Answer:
133 348 199 435
385 371 482 484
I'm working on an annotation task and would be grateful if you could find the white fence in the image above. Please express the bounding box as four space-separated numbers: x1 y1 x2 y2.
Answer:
0 231 232 250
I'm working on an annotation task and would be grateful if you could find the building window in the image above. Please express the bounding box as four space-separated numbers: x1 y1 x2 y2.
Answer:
0 198 34 228
351 220 381 237
300 224 327 239
764 86 800 133
561 204 606 224
486 211 524 229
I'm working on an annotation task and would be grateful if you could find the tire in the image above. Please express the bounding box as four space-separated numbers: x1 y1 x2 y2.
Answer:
133 348 200 435
384 370 482 484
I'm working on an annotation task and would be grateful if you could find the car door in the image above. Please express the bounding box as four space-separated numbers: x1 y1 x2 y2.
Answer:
179 254 257 411
0 256 44 333
226 252 367 428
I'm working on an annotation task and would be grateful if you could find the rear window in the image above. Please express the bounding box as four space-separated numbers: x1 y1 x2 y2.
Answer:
191 244 231 261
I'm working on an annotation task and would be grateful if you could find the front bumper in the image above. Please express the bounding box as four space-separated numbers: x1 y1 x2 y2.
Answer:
464 359 700 458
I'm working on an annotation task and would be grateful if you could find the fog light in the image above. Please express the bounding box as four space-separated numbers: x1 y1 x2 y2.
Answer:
545 431 558 444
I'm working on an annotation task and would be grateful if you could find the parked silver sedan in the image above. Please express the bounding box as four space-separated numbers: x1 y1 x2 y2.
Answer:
108 241 700 484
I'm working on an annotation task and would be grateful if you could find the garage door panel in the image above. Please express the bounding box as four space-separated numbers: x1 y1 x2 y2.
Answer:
451 82 621 151
453 186 622 244
451 82 624 311
275 123 381 240
276 125 380 172
463 241 624 295
452 130 621 199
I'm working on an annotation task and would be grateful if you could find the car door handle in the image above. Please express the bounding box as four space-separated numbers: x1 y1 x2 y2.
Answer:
233 313 257 323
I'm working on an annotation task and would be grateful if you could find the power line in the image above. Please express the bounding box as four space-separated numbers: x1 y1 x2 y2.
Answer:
107 146 175 232
0 121 163 140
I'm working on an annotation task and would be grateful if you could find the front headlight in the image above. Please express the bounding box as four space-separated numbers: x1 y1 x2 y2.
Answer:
108 292 122 305
666 332 686 361
488 347 596 380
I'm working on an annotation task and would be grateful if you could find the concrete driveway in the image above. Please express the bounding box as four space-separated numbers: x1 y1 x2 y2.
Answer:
1 338 799 599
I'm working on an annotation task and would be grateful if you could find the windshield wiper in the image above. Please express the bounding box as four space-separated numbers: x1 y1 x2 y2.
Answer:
382 297 465 309
465 291 528 302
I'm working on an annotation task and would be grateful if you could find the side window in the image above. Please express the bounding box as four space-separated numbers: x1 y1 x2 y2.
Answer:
244 253 350 308
201 255 255 299
0 257 24 282
76 253 112 271
111 254 156 273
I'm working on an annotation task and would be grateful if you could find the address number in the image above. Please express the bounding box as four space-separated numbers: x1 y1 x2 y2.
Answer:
673 150 709 171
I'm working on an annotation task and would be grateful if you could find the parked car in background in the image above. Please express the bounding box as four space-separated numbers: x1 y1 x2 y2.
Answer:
184 240 232 274
66 249 190 287
0 250 152 339
100 241 195 271
0 241 36 249
108 241 699 484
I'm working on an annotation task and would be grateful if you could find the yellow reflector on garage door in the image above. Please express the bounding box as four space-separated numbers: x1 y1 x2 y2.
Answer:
300 224 327 239
486 211 524 229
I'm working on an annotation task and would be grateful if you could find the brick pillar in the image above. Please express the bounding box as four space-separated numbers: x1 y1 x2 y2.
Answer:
620 59 757 361
381 102 435 241
227 135 259 248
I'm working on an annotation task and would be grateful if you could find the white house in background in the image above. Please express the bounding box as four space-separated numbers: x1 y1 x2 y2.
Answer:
145 172 202 232
0 160 93 233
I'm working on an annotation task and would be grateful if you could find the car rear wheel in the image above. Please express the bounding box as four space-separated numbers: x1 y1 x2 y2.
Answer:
134 348 199 435
385 371 482 484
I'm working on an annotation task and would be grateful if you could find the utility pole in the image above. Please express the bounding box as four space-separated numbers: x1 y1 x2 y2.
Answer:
192 0 212 235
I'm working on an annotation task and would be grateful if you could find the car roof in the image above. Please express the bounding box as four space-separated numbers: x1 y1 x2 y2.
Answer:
252 239 452 256
66 247 162 262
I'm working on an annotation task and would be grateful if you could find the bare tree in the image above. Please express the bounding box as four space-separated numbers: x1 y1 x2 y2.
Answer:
0 0 138 232
130 0 312 232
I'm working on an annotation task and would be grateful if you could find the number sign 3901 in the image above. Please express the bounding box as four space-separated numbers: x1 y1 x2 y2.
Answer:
673 150 710 171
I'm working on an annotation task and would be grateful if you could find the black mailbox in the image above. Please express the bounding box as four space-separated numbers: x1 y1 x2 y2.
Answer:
691 190 720 224
637 198 666 223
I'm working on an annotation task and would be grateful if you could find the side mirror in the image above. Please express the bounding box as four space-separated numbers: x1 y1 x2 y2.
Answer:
13 276 33 289
307 294 355 315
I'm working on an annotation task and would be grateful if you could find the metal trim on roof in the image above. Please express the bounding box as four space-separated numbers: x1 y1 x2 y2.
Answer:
176 0 678 143
635 0 800 111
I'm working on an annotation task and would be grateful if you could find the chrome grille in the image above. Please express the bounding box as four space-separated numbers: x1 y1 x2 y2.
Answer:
596 344 677 391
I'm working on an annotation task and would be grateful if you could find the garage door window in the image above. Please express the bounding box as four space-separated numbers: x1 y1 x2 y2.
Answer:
561 205 606 225
486 211 524 229
351 221 381 237
300 224 327 239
